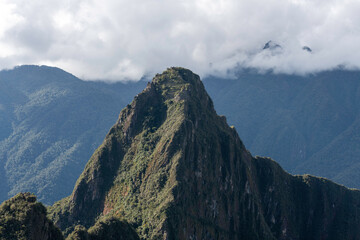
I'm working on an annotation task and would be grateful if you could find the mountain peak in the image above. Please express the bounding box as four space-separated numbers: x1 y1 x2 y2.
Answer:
49 68 360 240
151 67 209 102
153 67 199 85
263 40 282 50
116 67 215 141
49 67 253 239
302 46 312 52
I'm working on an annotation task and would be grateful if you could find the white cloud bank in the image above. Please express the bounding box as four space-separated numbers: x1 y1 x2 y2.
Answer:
0 0 360 81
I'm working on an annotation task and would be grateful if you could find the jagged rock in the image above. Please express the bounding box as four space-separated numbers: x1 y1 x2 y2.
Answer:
302 46 312 52
263 41 282 50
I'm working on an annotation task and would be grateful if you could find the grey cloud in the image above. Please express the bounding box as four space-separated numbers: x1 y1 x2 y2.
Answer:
0 0 360 81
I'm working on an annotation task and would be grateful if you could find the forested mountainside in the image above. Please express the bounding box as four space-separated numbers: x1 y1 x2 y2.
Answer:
0 65 146 204
48 68 360 240
204 69 360 189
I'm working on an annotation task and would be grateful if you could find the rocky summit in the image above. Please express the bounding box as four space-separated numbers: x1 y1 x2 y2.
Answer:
44 67 360 240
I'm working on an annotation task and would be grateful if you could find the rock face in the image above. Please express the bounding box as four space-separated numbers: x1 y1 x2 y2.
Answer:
49 67 360 239
0 193 63 240
263 41 282 50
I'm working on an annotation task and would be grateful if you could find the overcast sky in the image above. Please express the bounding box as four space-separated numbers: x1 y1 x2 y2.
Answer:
1 0 360 81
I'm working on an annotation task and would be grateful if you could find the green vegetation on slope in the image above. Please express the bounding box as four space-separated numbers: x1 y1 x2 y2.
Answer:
49 68 195 238
65 217 139 240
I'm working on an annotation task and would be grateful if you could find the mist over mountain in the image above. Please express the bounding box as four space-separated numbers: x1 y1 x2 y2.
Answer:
2 0 360 80
1 0 360 238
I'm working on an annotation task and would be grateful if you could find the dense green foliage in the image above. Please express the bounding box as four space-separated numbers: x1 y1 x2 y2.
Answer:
65 218 139 240
203 69 360 189
0 65 146 204
0 192 63 240
87 217 139 240
66 225 89 240
49 68 360 240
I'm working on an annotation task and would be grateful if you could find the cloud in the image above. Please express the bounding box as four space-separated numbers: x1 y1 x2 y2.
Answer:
0 0 360 81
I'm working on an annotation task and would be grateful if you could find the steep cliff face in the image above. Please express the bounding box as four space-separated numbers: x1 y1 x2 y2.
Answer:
0 193 63 240
49 67 360 239
253 157 360 240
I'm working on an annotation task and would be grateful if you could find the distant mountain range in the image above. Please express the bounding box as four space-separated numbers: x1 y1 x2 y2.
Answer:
0 65 146 204
204 69 360 189
0 65 360 207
